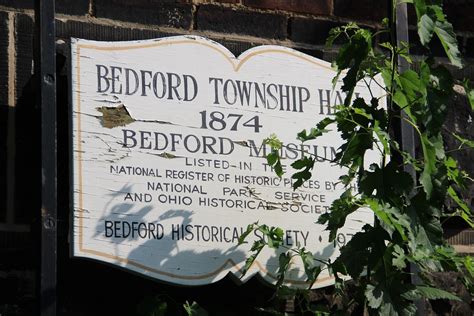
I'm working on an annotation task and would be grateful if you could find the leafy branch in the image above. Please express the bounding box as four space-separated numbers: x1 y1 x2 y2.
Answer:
240 0 473 314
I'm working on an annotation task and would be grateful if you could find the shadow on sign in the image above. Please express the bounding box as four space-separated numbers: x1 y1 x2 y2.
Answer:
92 186 249 284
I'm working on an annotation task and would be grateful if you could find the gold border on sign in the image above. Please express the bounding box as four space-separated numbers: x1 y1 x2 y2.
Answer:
77 39 334 72
75 38 336 286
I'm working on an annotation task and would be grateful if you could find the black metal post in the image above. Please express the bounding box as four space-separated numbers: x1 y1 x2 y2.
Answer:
395 4 416 168
35 0 57 315
393 1 426 314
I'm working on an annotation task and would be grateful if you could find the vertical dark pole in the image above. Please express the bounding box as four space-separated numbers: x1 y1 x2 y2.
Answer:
35 0 57 315
392 1 426 314
395 3 416 169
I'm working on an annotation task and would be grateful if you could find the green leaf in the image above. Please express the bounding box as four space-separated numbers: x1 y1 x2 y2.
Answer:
267 151 278 165
373 122 391 155
429 64 453 92
402 286 461 301
463 79 474 110
317 192 360 241
292 170 311 188
299 249 322 284
418 13 435 45
419 134 439 198
381 67 394 90
291 156 313 170
273 159 284 178
265 134 285 178
183 301 209 316
424 64 452 134
392 245 407 269
415 3 462 67
333 28 372 100
335 229 374 279
266 150 284 178
399 43 414 64
406 193 444 254
290 156 315 189
241 241 264 275
434 21 462 68
264 133 283 150
399 70 426 104
258 225 284 248
358 162 413 200
366 198 410 241
447 187 474 228
326 23 358 48
250 238 265 252
444 156 471 194
453 133 474 150
365 284 384 309
464 256 474 279
338 132 373 166
297 118 334 142
393 90 408 108
238 223 256 245
413 0 427 17
276 252 292 288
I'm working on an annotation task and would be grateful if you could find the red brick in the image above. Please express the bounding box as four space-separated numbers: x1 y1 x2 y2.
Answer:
56 0 90 15
0 0 33 9
95 0 193 29
290 17 341 45
444 0 474 32
296 47 325 60
466 38 474 58
406 1 474 32
0 0 90 15
15 14 34 107
209 0 241 3
244 0 332 16
56 19 168 41
13 14 40 224
196 4 287 39
407 4 417 26
334 0 387 22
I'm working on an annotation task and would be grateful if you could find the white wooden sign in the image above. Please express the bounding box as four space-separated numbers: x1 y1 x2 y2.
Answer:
71 36 384 288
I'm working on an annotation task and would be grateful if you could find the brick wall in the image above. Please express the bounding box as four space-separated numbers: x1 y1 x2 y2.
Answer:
0 0 472 106
0 0 471 225
0 0 472 314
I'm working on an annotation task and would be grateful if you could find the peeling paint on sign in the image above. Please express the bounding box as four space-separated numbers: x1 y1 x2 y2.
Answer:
96 104 135 128
71 36 385 288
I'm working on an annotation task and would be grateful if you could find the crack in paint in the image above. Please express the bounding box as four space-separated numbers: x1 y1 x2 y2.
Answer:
234 140 249 147
155 152 180 159
245 186 281 210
